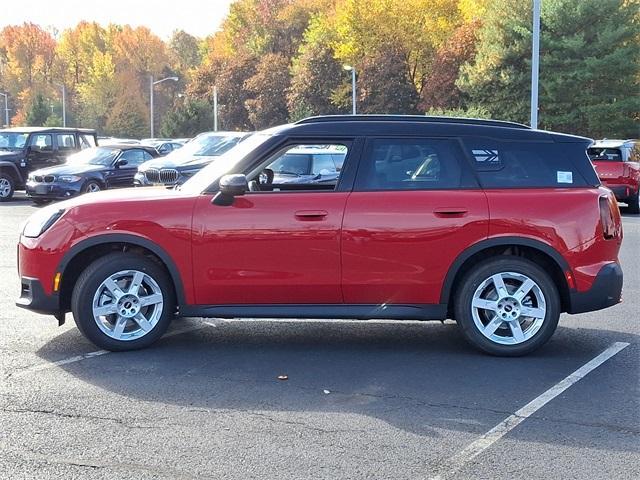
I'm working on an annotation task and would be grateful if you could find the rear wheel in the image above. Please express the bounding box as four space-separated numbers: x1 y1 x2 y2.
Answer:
0 173 15 201
627 190 639 214
454 257 560 356
71 253 175 351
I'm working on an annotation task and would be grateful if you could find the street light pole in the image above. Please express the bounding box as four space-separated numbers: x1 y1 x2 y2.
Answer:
149 75 179 138
343 65 357 115
0 93 8 127
55 83 66 127
531 0 541 129
213 85 218 131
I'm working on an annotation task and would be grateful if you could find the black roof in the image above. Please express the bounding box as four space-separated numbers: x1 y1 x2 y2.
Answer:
0 126 97 134
268 115 590 143
296 114 530 129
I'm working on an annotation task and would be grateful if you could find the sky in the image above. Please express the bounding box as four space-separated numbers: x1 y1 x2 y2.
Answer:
0 0 235 39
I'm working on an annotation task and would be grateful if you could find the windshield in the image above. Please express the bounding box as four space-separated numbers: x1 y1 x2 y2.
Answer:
178 132 244 157
588 147 623 161
181 134 271 194
66 147 118 166
0 132 29 149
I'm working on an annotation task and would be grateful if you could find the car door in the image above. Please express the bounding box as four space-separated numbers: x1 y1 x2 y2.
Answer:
190 139 359 305
107 149 154 188
26 133 56 171
341 137 489 306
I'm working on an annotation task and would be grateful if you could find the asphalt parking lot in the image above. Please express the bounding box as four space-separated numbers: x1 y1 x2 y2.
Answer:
1 192 638 480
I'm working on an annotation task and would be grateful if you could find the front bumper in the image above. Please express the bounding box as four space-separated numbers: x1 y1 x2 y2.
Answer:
26 180 83 199
568 262 623 314
16 276 60 315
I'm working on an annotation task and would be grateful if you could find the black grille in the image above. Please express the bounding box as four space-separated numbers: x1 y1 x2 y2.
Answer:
145 168 179 185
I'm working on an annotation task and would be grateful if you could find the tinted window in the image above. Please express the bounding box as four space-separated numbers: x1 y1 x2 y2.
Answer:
56 133 76 150
119 149 148 166
29 134 53 150
356 138 464 191
587 147 623 162
80 134 96 148
465 138 591 188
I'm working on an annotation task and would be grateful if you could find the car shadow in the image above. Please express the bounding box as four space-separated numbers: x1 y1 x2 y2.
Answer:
33 317 639 450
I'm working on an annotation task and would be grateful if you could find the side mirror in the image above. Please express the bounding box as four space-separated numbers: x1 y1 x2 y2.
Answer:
213 174 248 205
116 159 129 168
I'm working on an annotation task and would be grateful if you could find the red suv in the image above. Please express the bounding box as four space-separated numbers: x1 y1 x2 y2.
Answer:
588 139 640 213
16 116 623 356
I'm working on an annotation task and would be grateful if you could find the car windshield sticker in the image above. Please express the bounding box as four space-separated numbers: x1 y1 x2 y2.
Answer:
557 171 573 184
472 149 499 163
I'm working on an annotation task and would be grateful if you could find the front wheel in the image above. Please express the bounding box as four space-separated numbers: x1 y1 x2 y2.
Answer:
0 173 15 201
71 253 176 351
454 257 560 356
83 180 102 194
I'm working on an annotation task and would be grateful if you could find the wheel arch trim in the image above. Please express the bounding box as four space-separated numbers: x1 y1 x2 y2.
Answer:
58 233 187 305
440 236 571 305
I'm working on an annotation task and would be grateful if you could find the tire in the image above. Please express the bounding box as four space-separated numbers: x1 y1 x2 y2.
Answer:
627 190 639 214
83 180 102 194
71 253 176 351
0 172 15 201
454 256 560 356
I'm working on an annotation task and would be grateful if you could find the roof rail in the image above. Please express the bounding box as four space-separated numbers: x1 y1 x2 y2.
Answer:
295 114 530 130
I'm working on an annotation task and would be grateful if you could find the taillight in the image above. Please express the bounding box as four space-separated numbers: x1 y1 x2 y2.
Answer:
599 195 620 240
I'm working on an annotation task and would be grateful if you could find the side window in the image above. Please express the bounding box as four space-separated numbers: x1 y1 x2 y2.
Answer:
141 150 154 161
465 137 589 188
248 143 350 192
80 134 96 149
56 133 76 150
118 149 146 166
355 138 464 191
29 134 53 151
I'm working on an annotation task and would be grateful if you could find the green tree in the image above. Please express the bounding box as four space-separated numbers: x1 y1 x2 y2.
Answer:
26 93 50 126
459 0 640 137
160 97 214 137
168 30 202 73
288 14 348 119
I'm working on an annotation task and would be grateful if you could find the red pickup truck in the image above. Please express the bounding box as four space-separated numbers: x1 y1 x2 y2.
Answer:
589 139 640 213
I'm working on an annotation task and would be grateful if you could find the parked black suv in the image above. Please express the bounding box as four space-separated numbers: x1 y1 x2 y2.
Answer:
0 127 98 201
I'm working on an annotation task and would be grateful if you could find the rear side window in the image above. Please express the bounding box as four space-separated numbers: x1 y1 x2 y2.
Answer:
356 138 469 191
464 137 593 188
56 133 76 150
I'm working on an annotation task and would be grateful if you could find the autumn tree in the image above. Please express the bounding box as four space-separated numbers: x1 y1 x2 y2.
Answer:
245 53 291 128
168 30 202 74
420 20 481 111
356 45 421 114
288 14 348 119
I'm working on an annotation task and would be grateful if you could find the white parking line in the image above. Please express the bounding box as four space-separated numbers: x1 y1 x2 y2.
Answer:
9 321 214 379
429 341 631 480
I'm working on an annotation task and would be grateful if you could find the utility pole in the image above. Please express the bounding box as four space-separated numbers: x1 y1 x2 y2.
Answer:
531 0 541 129
213 85 218 131
0 93 8 127
343 65 356 115
149 75 179 138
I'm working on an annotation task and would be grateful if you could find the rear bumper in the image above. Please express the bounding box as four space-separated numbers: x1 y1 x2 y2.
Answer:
601 182 638 201
16 276 60 315
568 262 623 314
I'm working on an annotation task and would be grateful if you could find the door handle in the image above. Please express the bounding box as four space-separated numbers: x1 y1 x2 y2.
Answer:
433 207 469 217
295 210 328 220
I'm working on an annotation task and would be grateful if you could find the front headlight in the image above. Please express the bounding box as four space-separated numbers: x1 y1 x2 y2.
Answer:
58 175 81 183
22 206 65 238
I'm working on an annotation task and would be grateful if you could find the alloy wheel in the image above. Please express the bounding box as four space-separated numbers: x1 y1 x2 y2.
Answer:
92 269 164 341
471 271 546 345
0 178 11 198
